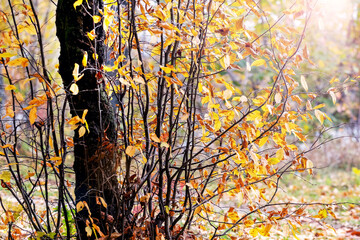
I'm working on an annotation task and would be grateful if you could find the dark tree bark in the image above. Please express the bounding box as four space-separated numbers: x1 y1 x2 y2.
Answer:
56 0 121 238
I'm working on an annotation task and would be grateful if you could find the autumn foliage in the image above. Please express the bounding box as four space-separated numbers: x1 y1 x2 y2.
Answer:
0 0 352 239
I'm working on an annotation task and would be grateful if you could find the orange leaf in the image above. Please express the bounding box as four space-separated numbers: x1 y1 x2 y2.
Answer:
7 57 28 67
125 146 136 157
29 107 37 125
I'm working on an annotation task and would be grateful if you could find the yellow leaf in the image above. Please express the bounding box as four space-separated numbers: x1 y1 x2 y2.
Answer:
193 206 202 215
72 63 84 81
29 107 37 125
87 30 96 40
73 0 83 9
82 52 88 67
201 96 210 104
300 75 308 92
258 224 272 237
329 77 339 84
249 228 259 237
7 57 29 67
205 188 215 196
214 120 221 132
293 132 306 142
276 148 284 160
15 92 24 101
291 95 302 105
5 85 16 91
150 133 161 143
267 157 280 165
314 109 324 125
103 65 113 72
244 219 254 227
0 171 11 182
78 126 86 137
160 66 172 74
125 146 136 157
314 209 327 219
81 109 88 123
6 106 14 118
165 205 170 214
223 54 230 69
251 59 266 67
49 156 62 166
151 44 161 57
313 103 325 110
258 136 268 147
93 15 101 23
68 116 81 125
70 83 79 95
0 53 16 58
352 167 360 176
235 17 244 30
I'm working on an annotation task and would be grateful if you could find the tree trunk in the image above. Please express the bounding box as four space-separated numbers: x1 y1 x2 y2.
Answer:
56 0 120 238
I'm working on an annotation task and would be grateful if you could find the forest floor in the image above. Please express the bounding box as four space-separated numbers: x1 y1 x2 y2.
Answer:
0 168 359 239
271 169 360 239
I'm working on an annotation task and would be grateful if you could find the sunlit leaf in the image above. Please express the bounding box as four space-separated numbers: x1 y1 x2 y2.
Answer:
275 93 282 104
258 136 268 147
160 66 172 74
72 63 84 81
251 59 266 67
7 57 29 67
352 167 360 176
87 30 96 40
150 133 161 143
0 171 11 182
78 126 86 137
73 0 83 9
314 209 327 219
223 89 232 100
125 146 136 157
29 107 37 125
300 75 308 92
5 85 16 91
93 15 101 23
0 53 16 58
314 109 324 125
276 148 284 161
70 83 79 95
85 226 92 237
267 157 280 165
82 52 88 67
